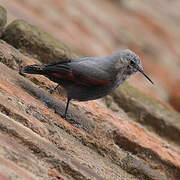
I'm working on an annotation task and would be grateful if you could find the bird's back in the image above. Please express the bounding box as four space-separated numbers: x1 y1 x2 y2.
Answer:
44 57 118 101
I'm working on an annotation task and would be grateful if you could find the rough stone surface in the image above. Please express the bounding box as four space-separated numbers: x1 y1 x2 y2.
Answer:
111 83 180 147
0 1 180 180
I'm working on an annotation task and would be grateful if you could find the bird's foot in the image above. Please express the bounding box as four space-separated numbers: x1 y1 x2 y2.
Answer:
46 86 57 94
19 66 26 77
61 114 79 125
46 84 60 94
62 113 69 120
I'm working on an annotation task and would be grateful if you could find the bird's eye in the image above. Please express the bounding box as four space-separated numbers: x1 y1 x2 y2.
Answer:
130 60 135 66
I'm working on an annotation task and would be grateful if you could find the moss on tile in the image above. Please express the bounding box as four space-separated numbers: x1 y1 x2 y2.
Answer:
2 20 79 63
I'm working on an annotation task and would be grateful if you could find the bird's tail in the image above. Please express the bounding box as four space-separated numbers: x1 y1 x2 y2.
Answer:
20 64 46 75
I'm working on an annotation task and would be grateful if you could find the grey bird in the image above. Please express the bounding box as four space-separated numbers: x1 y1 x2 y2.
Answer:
20 49 153 118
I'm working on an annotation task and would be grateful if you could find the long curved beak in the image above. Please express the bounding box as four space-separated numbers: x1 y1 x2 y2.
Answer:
137 67 154 84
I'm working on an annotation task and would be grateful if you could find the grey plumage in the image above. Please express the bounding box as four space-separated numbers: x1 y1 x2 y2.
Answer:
20 49 153 118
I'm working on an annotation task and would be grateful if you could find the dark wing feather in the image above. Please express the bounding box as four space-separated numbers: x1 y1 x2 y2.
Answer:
45 65 71 74
43 58 113 86
44 60 72 75
45 59 71 66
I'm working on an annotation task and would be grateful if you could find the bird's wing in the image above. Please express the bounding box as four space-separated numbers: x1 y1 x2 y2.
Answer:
44 58 114 86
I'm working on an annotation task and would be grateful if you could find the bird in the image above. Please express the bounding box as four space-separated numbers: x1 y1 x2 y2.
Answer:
20 49 153 119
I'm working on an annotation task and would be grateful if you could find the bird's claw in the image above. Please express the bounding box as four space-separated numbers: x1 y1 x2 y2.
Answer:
19 67 26 77
46 85 60 94
46 86 56 94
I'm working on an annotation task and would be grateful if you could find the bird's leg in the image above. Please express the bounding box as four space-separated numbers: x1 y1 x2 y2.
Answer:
63 98 71 119
46 84 60 94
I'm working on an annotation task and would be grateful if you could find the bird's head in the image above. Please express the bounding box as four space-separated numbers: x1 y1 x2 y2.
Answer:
118 49 154 84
